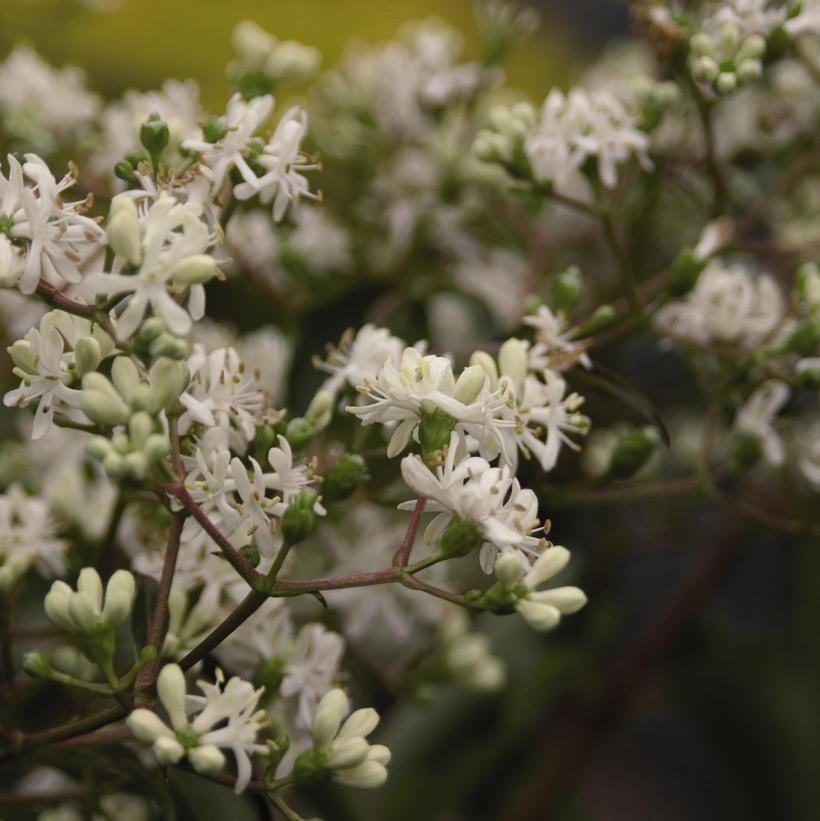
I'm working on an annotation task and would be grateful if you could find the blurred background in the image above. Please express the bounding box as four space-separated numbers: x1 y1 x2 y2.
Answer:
0 2 817 821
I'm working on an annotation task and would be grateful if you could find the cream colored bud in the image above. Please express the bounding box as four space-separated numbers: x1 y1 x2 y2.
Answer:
716 71 737 95
525 545 571 589
327 737 370 770
8 339 37 374
123 451 149 480
498 338 528 389
267 41 321 81
111 356 142 403
170 254 219 286
157 664 188 731
188 744 226 774
128 411 153 449
516 599 561 631
144 433 171 462
74 336 102 376
106 211 142 267
80 389 130 427
337 708 379 741
306 389 333 429
127 708 170 743
312 688 348 751
454 365 487 405
495 553 525 587
44 582 74 631
333 760 388 789
153 735 186 765
68 593 98 633
102 570 135 627
150 358 189 410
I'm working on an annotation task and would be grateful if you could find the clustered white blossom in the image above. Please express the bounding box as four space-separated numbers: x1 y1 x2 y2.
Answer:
4 2 820 816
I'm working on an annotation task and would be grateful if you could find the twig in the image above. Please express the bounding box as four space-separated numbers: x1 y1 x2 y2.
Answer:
393 495 426 567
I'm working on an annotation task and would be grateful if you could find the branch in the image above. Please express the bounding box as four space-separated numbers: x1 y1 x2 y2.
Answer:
137 509 187 690
393 495 426 567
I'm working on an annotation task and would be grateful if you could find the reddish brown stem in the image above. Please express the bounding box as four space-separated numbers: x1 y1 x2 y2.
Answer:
393 495 426 567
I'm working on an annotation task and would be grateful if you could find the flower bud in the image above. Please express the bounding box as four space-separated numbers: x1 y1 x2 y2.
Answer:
144 433 171 463
140 113 170 162
306 389 333 430
575 304 617 337
127 708 170 744
102 570 136 628
327 737 371 770
495 553 525 587
106 208 142 267
123 451 149 480
170 254 219 286
153 736 186 765
312 689 347 750
233 19 276 66
111 356 142 403
498 338 528 390
333 760 388 789
8 339 36 373
454 365 487 405
150 358 189 410
281 493 318 544
716 72 737 95
80 388 130 427
128 410 154 449
469 351 499 388
440 517 484 558
22 650 52 678
189 744 226 774
321 454 368 502
74 336 102 376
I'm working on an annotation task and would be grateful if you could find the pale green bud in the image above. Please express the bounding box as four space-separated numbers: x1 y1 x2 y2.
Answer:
127 708 171 744
144 433 171 463
80 388 130 427
22 650 52 678
106 209 142 267
111 356 142 403
188 744 227 774
123 451 149 480
103 451 126 478
327 738 370 770
716 72 737 95
101 570 135 628
51 645 100 681
67 593 98 633
111 432 130 454
312 689 347 750
86 436 113 461
495 553 525 588
469 351 499 388
74 336 102 376
306 389 333 430
737 59 762 83
8 339 36 373
44 586 73 631
738 33 766 60
498 338 528 389
454 365 487 405
150 358 189 410
128 383 156 413
690 32 713 56
153 736 186 765
692 56 719 82
128 411 153 449
334 760 388 789
170 254 219 286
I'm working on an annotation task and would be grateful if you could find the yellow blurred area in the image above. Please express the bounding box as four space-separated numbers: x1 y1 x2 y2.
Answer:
0 0 574 106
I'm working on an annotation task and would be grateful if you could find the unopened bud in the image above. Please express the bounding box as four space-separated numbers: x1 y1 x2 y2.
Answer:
321 454 368 502
74 336 102 376
440 517 484 558
281 493 318 544
170 254 219 286
498 338 528 389
552 265 583 313
454 365 487 405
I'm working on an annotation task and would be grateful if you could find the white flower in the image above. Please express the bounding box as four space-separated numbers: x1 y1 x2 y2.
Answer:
494 546 587 631
286 205 352 274
163 585 229 660
3 311 90 440
523 305 591 370
0 484 67 590
654 260 784 346
93 80 203 183
179 345 267 453
183 93 273 196
234 106 318 221
525 88 651 190
127 664 266 793
44 567 135 634
0 46 100 145
213 599 294 677
84 193 215 339
308 688 391 789
0 154 103 294
400 433 546 571
319 324 407 397
279 624 345 732
735 380 790 466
